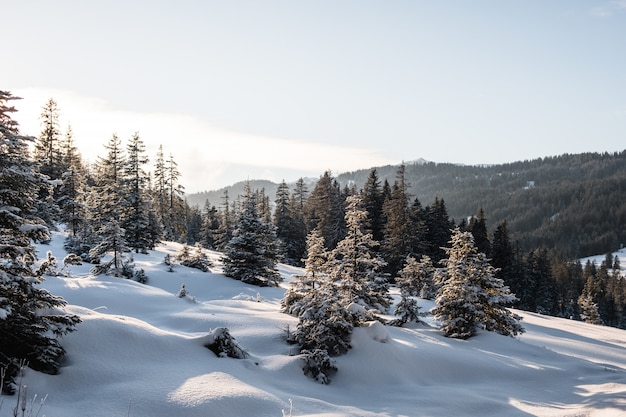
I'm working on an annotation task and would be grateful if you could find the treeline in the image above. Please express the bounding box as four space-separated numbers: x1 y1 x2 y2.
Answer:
335 152 626 259
192 166 626 329
5 94 626 333
26 96 626 329
27 98 189 274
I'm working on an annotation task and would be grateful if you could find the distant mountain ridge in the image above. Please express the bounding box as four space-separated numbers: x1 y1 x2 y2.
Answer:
187 151 626 258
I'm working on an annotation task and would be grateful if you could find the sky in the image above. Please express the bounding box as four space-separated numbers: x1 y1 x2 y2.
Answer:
5 0 626 193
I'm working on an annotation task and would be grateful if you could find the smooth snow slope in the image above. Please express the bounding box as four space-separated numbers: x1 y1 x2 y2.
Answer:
4 232 625 417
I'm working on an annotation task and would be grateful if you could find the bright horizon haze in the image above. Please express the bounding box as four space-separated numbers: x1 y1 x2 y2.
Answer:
5 1 626 193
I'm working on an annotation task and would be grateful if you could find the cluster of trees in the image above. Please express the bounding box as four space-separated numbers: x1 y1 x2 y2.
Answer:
1 92 80 393
334 152 626 259
30 98 188 277
2 91 624 389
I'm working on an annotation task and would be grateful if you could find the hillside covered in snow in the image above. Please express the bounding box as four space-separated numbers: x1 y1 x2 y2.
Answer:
4 231 626 417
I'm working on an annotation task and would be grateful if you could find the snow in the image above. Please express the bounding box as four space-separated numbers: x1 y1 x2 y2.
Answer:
6 231 626 417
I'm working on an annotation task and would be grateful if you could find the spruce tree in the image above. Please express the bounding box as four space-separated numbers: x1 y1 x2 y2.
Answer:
328 195 390 316
222 184 281 286
361 168 385 243
382 164 414 277
199 201 219 249
0 91 80 392
282 229 329 316
304 171 346 250
433 228 523 339
122 132 152 252
89 219 130 277
424 197 454 263
57 124 86 236
468 208 491 257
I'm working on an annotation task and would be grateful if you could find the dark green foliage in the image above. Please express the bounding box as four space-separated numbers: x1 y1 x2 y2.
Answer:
335 152 626 259
433 228 523 339
204 327 248 359
176 243 212 272
301 349 337 384
222 184 281 286
304 171 346 250
0 91 80 393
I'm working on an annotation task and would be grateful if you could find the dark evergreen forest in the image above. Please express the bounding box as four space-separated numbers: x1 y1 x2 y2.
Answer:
190 152 626 260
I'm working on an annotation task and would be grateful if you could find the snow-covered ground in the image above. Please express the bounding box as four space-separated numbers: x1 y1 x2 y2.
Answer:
5 232 626 417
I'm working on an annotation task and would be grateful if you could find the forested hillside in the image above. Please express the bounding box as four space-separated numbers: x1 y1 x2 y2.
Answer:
190 151 626 259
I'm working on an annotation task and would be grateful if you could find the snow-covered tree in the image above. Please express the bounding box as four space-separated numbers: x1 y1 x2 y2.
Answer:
89 219 130 277
91 133 126 225
57 124 86 237
294 283 353 357
327 195 390 316
176 243 212 272
222 184 281 286
122 132 152 253
433 228 524 339
0 91 80 393
282 229 329 316
396 255 438 299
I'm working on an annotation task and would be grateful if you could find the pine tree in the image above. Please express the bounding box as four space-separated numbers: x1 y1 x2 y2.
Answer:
397 255 438 299
122 132 152 252
222 184 281 286
166 153 186 241
57 124 86 236
282 229 329 316
381 164 414 277
304 171 346 250
361 168 385 243
199 201 219 249
0 91 80 393
89 219 130 277
213 190 234 251
424 197 454 263
92 133 126 224
33 98 65 227
328 195 390 316
468 208 491 257
433 228 523 339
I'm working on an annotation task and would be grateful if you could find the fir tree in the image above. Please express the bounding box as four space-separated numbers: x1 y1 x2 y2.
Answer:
361 168 385 243
122 132 152 252
433 228 523 339
468 208 491 257
328 195 390 316
381 164 414 277
424 197 454 263
89 219 130 277
282 229 329 316
57 124 86 237
214 190 234 251
0 91 80 393
92 133 126 224
222 184 281 286
304 171 346 250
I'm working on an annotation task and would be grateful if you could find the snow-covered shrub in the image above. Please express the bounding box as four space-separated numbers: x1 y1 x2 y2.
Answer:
176 244 212 272
176 283 187 298
134 268 148 284
391 296 421 327
163 254 174 272
35 251 59 276
203 328 248 359
121 257 135 279
301 349 337 384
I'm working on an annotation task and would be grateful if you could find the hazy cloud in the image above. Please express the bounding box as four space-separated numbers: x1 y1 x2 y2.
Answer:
13 88 396 192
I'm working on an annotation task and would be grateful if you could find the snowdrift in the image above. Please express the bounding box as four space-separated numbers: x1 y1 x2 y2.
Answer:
5 233 626 417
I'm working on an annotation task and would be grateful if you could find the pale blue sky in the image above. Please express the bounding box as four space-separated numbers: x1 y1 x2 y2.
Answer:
5 1 626 192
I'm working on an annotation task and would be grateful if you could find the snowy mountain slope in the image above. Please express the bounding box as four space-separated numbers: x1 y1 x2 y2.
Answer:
6 232 626 417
